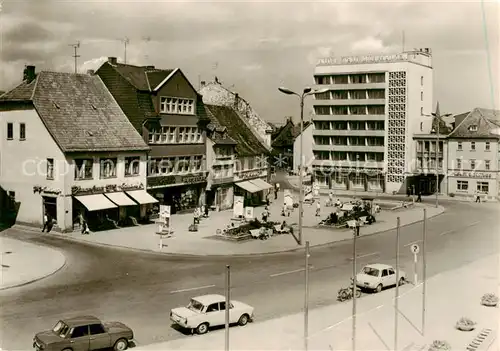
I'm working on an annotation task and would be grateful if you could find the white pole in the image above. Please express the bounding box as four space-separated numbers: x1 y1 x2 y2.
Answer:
225 265 230 351
304 241 310 351
413 253 418 285
395 217 401 351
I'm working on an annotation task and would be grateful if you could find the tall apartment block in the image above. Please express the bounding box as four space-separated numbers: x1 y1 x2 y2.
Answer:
311 49 433 194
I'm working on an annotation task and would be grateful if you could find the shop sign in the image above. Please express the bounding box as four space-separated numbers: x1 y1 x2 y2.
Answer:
147 175 177 188
318 53 409 66
240 170 262 179
182 175 206 184
33 185 62 195
71 182 144 195
448 171 493 179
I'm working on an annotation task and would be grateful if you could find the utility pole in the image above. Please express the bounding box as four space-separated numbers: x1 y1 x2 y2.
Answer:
394 217 401 351
122 37 130 64
68 41 80 74
352 223 359 351
422 209 427 335
225 265 230 351
304 241 310 351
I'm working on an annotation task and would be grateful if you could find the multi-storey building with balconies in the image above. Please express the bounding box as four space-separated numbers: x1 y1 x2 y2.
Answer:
311 49 433 193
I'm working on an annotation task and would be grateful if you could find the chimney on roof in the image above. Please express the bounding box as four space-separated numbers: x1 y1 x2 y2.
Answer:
144 65 155 70
234 93 239 109
23 65 36 83
201 81 206 87
108 57 117 65
87 69 95 75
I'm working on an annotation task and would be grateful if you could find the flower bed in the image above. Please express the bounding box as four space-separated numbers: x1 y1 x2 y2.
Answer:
455 317 476 331
481 293 498 307
428 340 451 351
216 220 282 242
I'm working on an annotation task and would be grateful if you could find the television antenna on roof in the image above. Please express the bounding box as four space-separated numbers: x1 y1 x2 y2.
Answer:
120 37 130 64
68 41 80 74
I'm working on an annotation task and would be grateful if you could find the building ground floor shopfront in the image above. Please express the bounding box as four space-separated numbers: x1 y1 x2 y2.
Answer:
446 171 499 198
408 173 447 195
234 177 273 207
206 179 234 211
312 167 385 193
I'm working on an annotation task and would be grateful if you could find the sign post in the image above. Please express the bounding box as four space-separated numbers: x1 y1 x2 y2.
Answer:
410 244 420 285
158 205 171 250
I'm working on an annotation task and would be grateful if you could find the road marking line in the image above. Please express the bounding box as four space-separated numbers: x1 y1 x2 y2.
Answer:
348 252 380 260
404 240 422 247
270 266 314 277
170 285 216 294
440 221 480 236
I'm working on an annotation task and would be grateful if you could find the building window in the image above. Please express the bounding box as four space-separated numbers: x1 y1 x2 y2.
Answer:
314 121 330 130
485 142 490 151
19 123 26 140
155 157 174 174
46 158 54 180
192 156 203 172
367 73 385 83
367 89 385 99
469 125 478 132
457 142 462 151
148 128 162 144
349 106 366 115
7 122 13 140
352 173 364 186
350 74 367 84
160 97 195 114
331 91 348 99
471 142 475 151
457 180 468 191
421 76 424 86
456 158 462 169
74 159 93 180
367 105 385 115
470 159 476 170
314 106 331 115
315 91 330 100
100 158 117 178
177 156 191 173
332 75 348 84
350 90 366 99
331 106 348 115
485 160 490 170
125 156 140 176
477 181 489 193
315 75 331 85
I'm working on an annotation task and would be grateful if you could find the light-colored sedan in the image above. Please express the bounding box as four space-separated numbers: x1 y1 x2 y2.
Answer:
356 264 406 293
170 294 254 335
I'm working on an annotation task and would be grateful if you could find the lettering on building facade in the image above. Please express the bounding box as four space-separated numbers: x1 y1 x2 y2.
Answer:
33 186 62 195
182 175 206 184
448 171 493 179
71 182 144 196
317 53 409 66
240 170 262 179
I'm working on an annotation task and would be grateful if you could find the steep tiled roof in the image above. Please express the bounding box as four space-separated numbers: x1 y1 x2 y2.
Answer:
0 80 36 101
205 104 268 156
0 71 149 152
112 63 174 91
448 108 500 139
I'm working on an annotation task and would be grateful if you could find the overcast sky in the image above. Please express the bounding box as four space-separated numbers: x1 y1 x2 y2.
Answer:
0 0 498 123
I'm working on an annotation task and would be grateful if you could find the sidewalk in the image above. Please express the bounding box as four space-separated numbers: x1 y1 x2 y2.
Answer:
13 192 443 256
286 175 499 203
0 236 66 290
136 253 499 350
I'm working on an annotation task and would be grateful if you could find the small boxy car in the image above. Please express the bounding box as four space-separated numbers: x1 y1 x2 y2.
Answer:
33 315 134 351
356 263 406 292
170 294 254 334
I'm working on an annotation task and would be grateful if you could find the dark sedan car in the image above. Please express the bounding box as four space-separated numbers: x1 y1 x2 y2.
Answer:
33 315 134 351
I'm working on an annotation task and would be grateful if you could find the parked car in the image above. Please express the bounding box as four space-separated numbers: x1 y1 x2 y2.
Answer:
33 315 134 351
356 263 406 293
170 294 254 334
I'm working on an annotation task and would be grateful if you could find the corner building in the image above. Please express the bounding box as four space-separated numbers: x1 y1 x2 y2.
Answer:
311 50 433 194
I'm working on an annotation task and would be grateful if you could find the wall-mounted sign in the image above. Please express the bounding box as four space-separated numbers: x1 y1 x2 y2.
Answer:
182 175 206 184
233 196 244 218
448 171 493 179
317 53 409 66
240 171 262 179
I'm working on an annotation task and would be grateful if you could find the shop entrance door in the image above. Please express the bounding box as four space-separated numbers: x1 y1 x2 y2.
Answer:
42 196 57 222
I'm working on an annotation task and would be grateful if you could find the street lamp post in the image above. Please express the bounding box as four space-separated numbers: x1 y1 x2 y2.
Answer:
278 86 329 246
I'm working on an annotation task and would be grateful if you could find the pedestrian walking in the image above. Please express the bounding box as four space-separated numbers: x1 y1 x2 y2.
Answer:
46 216 54 233
416 191 422 203
406 187 411 197
315 201 321 217
193 208 200 224
327 191 334 206
42 214 49 232
262 206 269 222
81 219 89 234
475 190 481 203
204 204 209 217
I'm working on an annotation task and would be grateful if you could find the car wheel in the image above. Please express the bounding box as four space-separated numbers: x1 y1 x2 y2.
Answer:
196 322 209 335
113 338 128 351
355 289 362 298
398 277 405 286
238 314 249 326
375 284 383 293
62 349 72 351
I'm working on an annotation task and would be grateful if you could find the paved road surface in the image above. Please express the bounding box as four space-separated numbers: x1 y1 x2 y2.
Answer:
0 201 497 350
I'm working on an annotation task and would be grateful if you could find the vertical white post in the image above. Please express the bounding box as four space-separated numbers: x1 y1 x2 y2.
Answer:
422 209 427 335
304 241 310 351
225 265 230 351
413 253 418 285
394 217 401 351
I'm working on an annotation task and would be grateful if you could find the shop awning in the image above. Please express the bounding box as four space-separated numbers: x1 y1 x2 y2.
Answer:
125 190 159 204
235 181 261 193
248 178 273 191
75 194 118 211
105 192 137 206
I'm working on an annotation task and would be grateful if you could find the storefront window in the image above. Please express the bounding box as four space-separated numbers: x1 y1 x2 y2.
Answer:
477 182 489 193
352 173 364 186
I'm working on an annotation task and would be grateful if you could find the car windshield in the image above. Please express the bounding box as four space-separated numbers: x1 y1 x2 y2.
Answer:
187 299 204 312
52 321 70 338
362 267 380 277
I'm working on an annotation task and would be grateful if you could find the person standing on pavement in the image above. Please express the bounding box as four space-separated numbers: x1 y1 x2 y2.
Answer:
262 206 269 222
315 201 321 216
416 191 422 202
42 213 49 232
274 183 280 200
475 190 481 203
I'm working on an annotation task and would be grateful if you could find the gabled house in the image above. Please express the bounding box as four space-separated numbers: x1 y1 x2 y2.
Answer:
204 104 272 208
271 117 312 171
0 66 152 231
199 79 273 150
96 57 209 214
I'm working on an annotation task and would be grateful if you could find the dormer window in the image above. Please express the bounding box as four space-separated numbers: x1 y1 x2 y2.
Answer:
160 97 194 114
469 125 478 132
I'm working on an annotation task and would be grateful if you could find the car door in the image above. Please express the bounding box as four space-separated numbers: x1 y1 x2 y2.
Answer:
89 324 111 350
220 301 237 324
68 325 90 351
387 268 397 286
381 269 389 287
206 302 224 326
